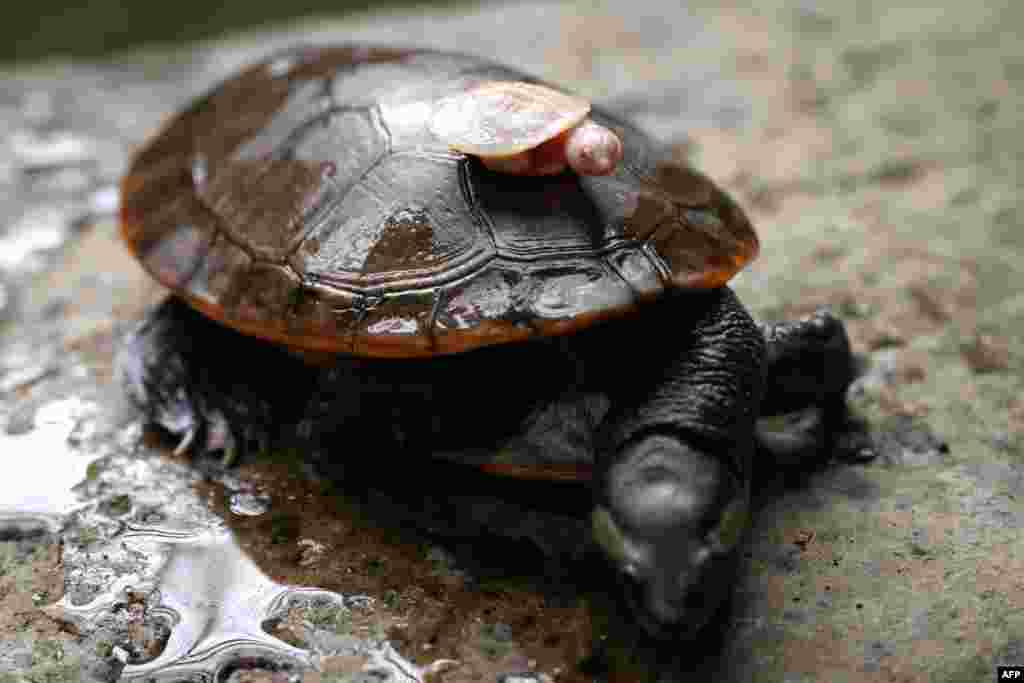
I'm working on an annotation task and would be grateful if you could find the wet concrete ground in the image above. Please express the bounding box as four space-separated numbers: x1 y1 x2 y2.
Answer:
1 0 1022 681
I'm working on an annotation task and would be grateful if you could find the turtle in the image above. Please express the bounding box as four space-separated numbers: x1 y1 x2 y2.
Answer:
116 45 860 639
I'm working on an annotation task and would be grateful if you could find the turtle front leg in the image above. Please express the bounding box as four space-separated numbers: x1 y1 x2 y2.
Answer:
755 309 859 464
590 287 764 638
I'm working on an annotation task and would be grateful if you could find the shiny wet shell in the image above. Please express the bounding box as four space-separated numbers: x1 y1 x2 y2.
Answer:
121 45 759 358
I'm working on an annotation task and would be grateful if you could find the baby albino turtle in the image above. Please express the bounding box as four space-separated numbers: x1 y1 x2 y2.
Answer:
430 80 624 176
118 45 859 639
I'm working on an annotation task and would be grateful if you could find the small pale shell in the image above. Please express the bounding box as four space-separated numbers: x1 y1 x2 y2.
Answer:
430 81 591 158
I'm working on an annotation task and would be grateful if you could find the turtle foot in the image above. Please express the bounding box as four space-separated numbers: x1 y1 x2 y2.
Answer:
760 308 856 413
116 298 296 462
593 435 748 638
756 308 861 465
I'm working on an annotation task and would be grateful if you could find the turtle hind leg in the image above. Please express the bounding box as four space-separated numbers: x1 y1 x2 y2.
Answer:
116 297 307 462
755 308 864 465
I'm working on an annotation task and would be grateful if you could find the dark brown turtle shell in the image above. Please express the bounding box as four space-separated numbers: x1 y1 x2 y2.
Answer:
121 45 759 358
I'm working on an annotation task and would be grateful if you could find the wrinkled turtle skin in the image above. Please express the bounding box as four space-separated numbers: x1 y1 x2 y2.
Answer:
117 45 860 639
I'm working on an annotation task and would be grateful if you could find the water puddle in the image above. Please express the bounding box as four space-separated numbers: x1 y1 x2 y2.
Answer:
0 207 74 273
0 397 99 525
48 524 437 682
0 377 448 681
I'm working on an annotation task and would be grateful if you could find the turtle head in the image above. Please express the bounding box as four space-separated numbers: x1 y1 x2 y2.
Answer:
591 437 751 638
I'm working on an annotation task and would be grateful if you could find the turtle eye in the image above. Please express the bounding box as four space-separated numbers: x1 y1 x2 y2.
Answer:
706 497 749 553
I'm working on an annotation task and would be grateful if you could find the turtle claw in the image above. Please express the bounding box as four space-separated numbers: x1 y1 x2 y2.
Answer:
173 424 198 457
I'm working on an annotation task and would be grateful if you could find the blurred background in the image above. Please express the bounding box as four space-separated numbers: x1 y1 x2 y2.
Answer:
1 0 477 64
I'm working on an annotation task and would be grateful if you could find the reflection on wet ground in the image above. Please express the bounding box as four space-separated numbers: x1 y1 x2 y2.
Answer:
52 522 439 682
0 398 99 523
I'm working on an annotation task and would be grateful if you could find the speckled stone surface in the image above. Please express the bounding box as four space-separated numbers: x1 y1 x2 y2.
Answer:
1 1 1021 681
